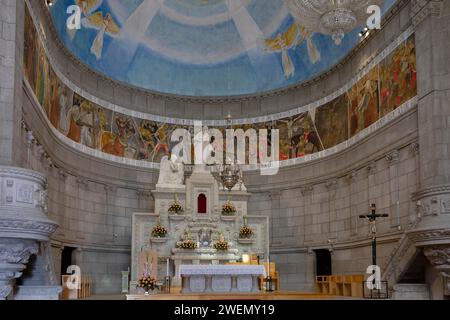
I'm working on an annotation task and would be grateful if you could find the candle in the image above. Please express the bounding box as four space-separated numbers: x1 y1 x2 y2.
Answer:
166 258 170 277
268 256 271 278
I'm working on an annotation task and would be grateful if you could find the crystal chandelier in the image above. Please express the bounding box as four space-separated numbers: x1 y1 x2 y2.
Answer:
284 0 384 45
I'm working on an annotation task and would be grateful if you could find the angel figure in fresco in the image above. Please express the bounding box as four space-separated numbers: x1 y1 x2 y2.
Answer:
265 24 320 79
265 24 298 78
68 0 102 39
86 11 120 60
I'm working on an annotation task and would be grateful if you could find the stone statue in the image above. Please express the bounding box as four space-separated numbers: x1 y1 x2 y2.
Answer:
157 154 184 187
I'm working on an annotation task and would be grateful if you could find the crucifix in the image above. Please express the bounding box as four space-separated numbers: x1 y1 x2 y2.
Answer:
359 203 389 266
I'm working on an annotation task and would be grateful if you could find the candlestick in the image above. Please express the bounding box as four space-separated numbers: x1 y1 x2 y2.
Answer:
166 258 170 277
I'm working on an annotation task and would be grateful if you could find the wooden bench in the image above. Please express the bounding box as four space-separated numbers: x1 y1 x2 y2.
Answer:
316 274 364 297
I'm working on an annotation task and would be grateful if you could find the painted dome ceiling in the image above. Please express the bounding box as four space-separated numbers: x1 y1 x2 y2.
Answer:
50 0 395 97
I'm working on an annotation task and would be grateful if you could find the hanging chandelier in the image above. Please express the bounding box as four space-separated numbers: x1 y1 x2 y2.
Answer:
211 114 243 192
284 0 384 45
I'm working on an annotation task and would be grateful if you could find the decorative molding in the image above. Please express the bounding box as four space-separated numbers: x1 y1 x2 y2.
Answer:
423 245 450 267
0 219 58 236
300 186 314 196
325 179 338 190
367 161 377 174
136 190 151 198
57 169 67 180
410 142 420 155
0 285 12 300
411 0 444 26
76 177 89 190
268 190 282 200
104 185 118 194
412 185 450 200
347 170 358 182
386 150 400 165
407 228 450 245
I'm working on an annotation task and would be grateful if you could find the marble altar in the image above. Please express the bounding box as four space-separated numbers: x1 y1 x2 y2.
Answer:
179 265 266 293
131 163 269 290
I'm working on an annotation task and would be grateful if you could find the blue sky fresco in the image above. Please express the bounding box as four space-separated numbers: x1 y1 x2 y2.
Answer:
50 0 396 97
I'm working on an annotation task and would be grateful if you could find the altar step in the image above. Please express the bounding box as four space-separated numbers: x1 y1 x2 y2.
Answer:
125 291 362 300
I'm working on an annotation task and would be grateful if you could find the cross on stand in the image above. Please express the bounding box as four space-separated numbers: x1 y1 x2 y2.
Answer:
359 204 389 267
359 204 388 297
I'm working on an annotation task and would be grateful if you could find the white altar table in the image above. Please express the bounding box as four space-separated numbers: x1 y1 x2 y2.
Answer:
179 265 266 293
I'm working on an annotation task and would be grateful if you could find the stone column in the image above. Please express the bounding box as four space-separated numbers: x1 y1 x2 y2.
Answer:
411 0 450 281
0 0 24 166
413 0 450 218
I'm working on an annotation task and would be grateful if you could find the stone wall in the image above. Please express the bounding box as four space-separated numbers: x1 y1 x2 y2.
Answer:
17 0 450 298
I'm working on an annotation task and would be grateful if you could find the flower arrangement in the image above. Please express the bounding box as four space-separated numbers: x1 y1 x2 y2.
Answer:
168 197 184 215
151 224 168 238
137 275 157 292
239 226 253 239
221 200 236 216
178 239 197 250
214 239 229 251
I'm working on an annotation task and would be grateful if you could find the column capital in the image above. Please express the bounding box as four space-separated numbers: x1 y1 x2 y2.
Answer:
268 190 281 200
300 185 314 196
105 185 118 194
325 179 338 190
76 177 89 189
386 150 400 165
410 142 420 156
367 161 377 174
347 170 358 183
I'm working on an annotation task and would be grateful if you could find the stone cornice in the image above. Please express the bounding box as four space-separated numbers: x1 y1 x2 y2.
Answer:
411 185 450 200
272 232 403 254
411 0 444 26
32 0 411 107
407 228 450 246
0 218 58 240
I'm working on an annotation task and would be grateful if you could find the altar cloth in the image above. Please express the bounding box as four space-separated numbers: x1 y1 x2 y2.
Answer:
179 265 266 293
179 264 266 277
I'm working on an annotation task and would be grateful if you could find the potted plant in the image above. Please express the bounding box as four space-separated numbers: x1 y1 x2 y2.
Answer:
239 226 253 239
151 224 168 238
168 195 184 215
221 200 236 216
214 239 229 251
178 239 198 250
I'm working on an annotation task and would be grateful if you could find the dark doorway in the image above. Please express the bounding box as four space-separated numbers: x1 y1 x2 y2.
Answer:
61 246 76 280
197 193 207 214
314 249 332 276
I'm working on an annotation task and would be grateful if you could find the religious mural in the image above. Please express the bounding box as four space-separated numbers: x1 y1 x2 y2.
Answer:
348 67 380 137
380 35 417 117
48 0 397 96
315 94 349 150
23 6 417 166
